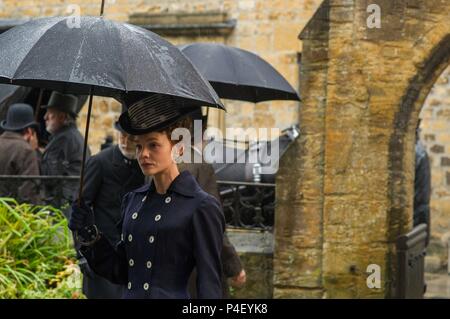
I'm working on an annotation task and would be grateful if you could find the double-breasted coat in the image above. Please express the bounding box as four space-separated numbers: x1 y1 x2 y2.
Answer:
80 170 225 299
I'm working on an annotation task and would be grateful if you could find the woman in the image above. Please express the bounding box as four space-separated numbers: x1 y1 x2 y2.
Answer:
69 95 225 299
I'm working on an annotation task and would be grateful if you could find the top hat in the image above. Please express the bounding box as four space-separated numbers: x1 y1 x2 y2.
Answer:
114 103 127 133
0 103 39 132
118 94 197 135
41 91 79 117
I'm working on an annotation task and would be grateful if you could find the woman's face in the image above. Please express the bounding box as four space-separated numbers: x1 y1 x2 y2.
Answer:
135 131 180 176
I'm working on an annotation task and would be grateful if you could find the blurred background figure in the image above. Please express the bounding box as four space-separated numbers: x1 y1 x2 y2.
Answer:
415 119 431 246
180 108 246 298
0 103 40 203
101 135 114 150
40 91 89 217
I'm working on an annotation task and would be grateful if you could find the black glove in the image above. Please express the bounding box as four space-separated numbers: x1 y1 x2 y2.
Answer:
69 199 95 231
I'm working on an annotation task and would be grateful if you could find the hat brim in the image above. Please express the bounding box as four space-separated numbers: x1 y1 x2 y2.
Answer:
118 107 198 135
40 104 78 117
0 120 39 132
114 121 126 133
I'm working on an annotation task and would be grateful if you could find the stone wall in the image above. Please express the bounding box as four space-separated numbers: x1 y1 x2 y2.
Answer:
226 229 273 299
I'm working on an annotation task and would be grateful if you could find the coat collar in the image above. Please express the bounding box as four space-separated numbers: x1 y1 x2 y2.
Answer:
133 171 198 197
1 131 26 142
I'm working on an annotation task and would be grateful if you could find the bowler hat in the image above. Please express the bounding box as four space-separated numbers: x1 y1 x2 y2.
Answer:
0 103 39 131
41 91 79 117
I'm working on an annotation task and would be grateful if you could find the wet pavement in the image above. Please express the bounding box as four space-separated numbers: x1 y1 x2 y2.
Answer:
425 273 450 299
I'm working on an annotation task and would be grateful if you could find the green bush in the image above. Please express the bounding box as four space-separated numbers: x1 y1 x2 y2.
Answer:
0 198 84 299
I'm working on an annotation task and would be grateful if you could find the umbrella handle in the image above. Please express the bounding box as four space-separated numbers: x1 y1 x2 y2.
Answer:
34 88 44 122
78 89 94 205
100 0 105 16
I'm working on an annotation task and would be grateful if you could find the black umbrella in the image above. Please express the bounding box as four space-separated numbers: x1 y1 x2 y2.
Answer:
0 18 222 108
178 42 301 103
0 16 224 199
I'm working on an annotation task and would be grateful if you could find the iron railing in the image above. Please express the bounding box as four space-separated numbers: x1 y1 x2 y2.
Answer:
0 175 79 208
217 180 275 230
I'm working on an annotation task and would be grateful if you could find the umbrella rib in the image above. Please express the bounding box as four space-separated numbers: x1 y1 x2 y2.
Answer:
69 18 101 86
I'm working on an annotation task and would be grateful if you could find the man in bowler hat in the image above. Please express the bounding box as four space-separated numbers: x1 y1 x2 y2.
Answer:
0 103 40 202
40 91 90 216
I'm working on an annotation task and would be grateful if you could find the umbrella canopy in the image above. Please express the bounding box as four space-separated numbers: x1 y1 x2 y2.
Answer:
0 16 225 202
178 42 300 103
0 16 223 110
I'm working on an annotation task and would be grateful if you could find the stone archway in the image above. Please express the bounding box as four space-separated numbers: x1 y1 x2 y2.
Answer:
418 66 450 274
274 0 450 298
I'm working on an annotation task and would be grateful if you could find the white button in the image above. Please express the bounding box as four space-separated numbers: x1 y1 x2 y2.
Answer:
143 283 149 290
127 282 131 290
132 212 138 219
165 196 171 204
155 214 161 221
129 259 134 266
146 261 152 269
142 196 147 202
149 235 155 243
121 233 124 241
128 234 133 242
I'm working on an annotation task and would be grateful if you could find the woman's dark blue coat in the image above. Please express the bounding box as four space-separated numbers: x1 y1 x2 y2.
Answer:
80 170 225 299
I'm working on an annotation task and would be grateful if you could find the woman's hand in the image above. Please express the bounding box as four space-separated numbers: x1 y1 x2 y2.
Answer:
230 269 247 288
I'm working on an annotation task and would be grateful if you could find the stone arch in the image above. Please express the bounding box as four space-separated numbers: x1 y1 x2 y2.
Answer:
387 34 450 281
275 0 450 298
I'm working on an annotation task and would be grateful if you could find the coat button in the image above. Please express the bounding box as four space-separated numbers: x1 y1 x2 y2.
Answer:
121 233 124 241
143 283 149 290
129 259 134 266
149 235 155 243
155 214 161 222
127 282 131 290
128 234 133 242
146 261 152 269
132 212 138 219
142 196 147 202
165 196 171 204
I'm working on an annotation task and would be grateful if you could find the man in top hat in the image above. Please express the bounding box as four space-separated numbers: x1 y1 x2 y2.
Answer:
0 103 40 202
40 91 90 216
179 108 246 298
77 105 145 299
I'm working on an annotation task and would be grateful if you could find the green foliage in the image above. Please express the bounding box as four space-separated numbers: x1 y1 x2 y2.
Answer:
0 198 84 299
